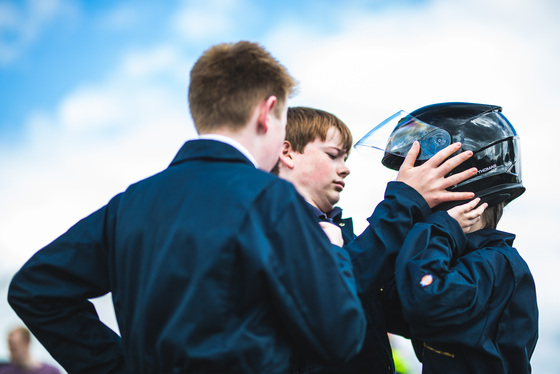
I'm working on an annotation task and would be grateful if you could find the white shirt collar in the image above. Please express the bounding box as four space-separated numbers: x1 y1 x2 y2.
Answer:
198 134 258 168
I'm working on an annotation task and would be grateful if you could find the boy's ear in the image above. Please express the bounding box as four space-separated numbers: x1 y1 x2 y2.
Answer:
278 141 295 169
257 96 278 134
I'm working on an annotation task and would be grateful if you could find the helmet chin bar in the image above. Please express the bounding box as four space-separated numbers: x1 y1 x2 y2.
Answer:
432 182 526 212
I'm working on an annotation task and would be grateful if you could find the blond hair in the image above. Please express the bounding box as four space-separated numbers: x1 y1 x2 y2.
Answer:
188 41 298 133
285 107 352 154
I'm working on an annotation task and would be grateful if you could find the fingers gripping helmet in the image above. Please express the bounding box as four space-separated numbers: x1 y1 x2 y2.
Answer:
355 102 525 210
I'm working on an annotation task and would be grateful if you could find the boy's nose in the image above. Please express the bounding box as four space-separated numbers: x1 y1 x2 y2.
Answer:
339 164 350 178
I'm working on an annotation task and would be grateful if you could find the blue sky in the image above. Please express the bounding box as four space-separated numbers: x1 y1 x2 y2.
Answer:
0 0 426 142
1 0 559 372
0 1 171 140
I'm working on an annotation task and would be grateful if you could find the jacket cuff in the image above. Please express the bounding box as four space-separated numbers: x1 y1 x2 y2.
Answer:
385 181 432 220
426 211 468 256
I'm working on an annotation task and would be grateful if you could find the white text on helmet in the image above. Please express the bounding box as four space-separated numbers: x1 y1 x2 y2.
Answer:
477 164 497 175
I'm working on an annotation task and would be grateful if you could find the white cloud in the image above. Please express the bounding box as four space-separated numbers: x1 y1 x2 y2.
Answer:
171 0 259 42
172 0 236 40
119 45 185 79
58 87 129 132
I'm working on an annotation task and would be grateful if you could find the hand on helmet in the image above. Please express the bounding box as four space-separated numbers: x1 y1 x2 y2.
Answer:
447 198 488 233
396 141 478 208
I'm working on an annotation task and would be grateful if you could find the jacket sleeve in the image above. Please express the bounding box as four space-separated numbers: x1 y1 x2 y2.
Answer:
344 181 431 295
8 201 125 374
248 180 366 363
395 211 501 341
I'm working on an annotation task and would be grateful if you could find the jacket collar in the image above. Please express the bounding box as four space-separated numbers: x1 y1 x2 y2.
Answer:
169 139 256 168
466 228 516 251
308 203 343 223
198 134 258 167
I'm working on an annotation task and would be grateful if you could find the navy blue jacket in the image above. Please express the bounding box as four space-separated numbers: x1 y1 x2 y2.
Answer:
395 211 538 374
8 139 366 374
291 182 431 374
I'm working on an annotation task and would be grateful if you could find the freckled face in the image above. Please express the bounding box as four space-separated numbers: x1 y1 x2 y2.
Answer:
290 127 350 213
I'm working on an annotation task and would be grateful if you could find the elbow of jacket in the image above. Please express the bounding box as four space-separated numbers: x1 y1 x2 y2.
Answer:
400 296 443 328
7 272 29 313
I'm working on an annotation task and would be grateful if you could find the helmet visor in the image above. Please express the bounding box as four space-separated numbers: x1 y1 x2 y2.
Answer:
355 110 452 161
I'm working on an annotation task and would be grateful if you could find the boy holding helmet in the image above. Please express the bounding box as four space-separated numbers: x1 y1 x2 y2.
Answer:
358 102 538 373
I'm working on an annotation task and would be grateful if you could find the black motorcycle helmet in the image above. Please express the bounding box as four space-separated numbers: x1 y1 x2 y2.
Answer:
355 102 525 210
